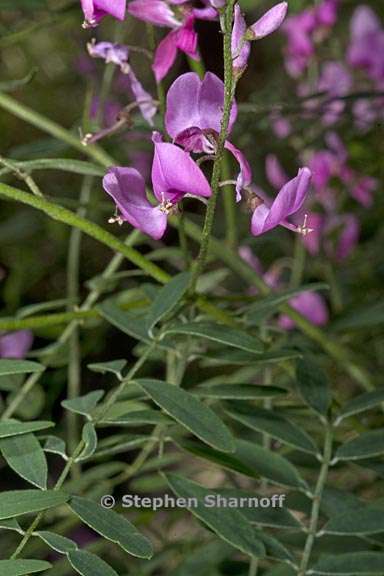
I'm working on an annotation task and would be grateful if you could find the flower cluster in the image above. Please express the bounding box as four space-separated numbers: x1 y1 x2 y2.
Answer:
78 1 314 241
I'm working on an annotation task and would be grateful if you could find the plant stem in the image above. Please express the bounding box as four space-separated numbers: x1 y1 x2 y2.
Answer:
189 1 236 292
298 425 333 576
0 182 169 285
248 557 259 576
290 234 306 288
0 92 113 168
66 176 92 476
182 218 373 391
222 152 238 249
10 342 157 559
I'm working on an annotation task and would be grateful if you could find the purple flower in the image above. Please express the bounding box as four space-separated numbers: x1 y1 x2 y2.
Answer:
127 1 218 81
347 5 384 84
232 5 251 74
248 2 288 40
0 331 33 359
317 61 352 125
103 134 211 239
87 40 157 126
165 71 251 200
282 0 340 77
239 247 328 329
251 168 312 236
279 291 329 330
80 0 127 28
265 154 289 190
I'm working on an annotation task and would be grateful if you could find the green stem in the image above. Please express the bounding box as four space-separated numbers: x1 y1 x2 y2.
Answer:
182 218 373 391
1 372 42 421
10 342 157 559
66 176 92 475
190 1 236 292
248 557 259 576
290 235 306 288
222 152 238 249
0 92 113 168
298 425 333 576
0 182 169 285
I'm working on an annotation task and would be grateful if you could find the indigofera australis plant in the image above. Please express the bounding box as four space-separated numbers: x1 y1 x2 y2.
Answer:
0 1 382 575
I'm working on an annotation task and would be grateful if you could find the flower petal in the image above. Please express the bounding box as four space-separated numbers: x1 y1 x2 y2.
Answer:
279 292 329 330
152 140 211 202
232 4 251 72
127 0 180 27
251 167 311 236
250 2 288 40
0 331 33 359
199 72 238 133
165 72 203 138
128 69 157 126
103 167 167 239
224 140 252 201
153 30 179 82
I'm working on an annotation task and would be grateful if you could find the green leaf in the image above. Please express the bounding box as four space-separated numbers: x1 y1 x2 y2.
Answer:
163 322 264 354
235 439 308 490
322 506 384 535
335 389 384 425
0 360 45 376
164 473 265 558
1 159 105 178
0 518 22 532
98 301 152 344
91 434 147 459
245 283 329 323
0 560 52 575
35 531 77 554
296 357 331 417
256 531 295 562
177 438 307 490
335 429 384 461
42 436 67 459
68 550 119 576
311 552 384 574
135 379 235 453
194 383 286 400
0 490 69 519
204 348 301 365
69 496 153 559
146 272 190 335
87 360 127 379
0 432 48 489
0 420 54 439
100 409 171 426
0 69 38 93
76 423 97 462
226 404 318 454
332 301 384 332
216 487 302 530
61 390 104 417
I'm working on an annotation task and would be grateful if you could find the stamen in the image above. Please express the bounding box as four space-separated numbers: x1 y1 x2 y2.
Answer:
297 214 314 236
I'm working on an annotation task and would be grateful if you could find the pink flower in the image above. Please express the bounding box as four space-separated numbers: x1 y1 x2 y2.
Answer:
279 291 329 330
80 0 127 28
165 71 251 200
127 1 218 81
87 40 157 125
0 331 33 359
248 2 288 40
103 134 211 239
251 168 312 236
347 5 384 85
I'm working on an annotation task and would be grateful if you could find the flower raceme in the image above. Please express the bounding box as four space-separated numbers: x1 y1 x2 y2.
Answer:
80 0 127 28
127 1 218 81
165 71 251 201
103 134 211 240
